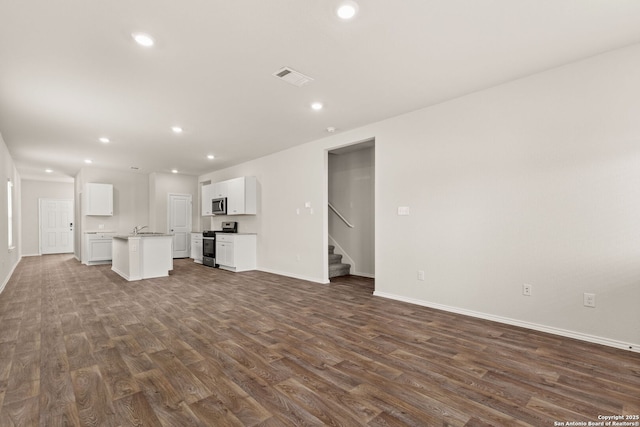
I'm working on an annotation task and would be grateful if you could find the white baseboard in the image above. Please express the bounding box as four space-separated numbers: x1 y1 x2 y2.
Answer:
352 271 375 279
0 256 21 295
374 291 639 353
257 268 328 284
21 253 41 257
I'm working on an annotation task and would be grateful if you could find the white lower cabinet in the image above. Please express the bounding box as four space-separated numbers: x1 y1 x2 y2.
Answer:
190 233 203 263
83 232 115 265
216 234 256 272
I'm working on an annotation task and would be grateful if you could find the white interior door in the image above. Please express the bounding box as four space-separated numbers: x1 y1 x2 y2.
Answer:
40 199 74 254
168 193 192 258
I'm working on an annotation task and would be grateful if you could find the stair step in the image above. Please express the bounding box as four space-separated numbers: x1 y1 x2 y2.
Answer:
329 263 351 278
329 253 342 264
328 245 335 254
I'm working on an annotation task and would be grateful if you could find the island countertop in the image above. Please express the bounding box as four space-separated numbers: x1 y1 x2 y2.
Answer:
113 233 172 240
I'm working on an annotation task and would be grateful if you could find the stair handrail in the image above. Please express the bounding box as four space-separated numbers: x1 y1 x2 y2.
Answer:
328 202 354 228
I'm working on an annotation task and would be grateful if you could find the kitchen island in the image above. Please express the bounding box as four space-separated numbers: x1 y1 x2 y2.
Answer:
112 233 173 281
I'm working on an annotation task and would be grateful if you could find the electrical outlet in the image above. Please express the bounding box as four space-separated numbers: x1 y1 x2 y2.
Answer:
98 224 104 229
398 206 410 216
523 284 532 296
584 293 596 308
417 270 425 281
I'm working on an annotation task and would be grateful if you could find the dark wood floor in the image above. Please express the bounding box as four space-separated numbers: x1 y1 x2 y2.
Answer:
0 255 638 426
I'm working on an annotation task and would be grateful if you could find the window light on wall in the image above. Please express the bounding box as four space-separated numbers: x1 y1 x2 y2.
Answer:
7 179 13 250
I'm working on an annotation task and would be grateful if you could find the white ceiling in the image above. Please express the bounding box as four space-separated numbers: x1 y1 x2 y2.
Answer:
2 1 640 182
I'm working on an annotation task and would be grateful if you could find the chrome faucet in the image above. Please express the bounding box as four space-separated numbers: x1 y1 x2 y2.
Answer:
133 225 148 235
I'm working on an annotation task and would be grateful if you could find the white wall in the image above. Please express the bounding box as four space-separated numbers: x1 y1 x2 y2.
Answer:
21 180 74 256
149 172 198 233
75 167 149 261
328 146 375 276
200 145 327 282
0 132 21 293
200 43 640 349
372 44 640 349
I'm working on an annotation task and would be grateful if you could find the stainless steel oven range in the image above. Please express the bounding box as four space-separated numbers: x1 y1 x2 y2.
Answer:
202 222 238 268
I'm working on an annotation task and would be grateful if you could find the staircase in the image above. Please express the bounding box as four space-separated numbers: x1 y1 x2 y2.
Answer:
328 245 351 278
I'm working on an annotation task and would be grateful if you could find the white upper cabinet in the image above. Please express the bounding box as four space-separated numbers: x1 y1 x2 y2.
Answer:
204 176 257 216
201 183 213 216
211 180 228 199
226 176 256 215
84 183 113 216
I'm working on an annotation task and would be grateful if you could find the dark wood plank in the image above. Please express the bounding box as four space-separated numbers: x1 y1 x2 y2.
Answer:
3 350 40 405
271 357 380 422
111 335 157 375
0 396 39 427
64 332 96 371
0 255 638 426
38 349 76 420
83 320 114 353
93 347 140 400
0 319 20 344
124 324 167 354
70 365 117 427
275 377 364 425
146 350 211 404
189 396 246 427
39 403 81 427
112 391 162 427
188 359 272 425
0 342 15 389
152 329 204 366
61 312 83 336
134 368 204 427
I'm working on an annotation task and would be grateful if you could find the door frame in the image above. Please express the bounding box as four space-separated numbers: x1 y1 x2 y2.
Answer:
325 137 376 283
39 198 75 255
167 193 193 258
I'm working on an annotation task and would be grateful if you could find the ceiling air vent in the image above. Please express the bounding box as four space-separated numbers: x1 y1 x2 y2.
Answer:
272 67 314 87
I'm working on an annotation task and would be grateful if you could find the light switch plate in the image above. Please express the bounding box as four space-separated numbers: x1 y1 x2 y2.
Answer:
398 206 410 216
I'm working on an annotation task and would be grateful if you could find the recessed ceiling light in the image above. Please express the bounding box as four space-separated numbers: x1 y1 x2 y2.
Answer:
84 159 93 164
171 126 183 134
132 32 154 47
337 1 358 19
311 102 323 111
99 137 110 143
326 127 336 133
207 154 215 160
45 169 53 173
171 169 178 174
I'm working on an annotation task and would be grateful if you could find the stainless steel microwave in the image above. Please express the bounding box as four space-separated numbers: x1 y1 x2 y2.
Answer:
212 197 227 215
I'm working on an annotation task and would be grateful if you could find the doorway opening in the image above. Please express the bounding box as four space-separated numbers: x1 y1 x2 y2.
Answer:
326 138 375 283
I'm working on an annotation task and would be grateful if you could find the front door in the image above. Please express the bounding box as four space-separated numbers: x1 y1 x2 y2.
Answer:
40 199 74 254
168 193 192 258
